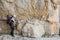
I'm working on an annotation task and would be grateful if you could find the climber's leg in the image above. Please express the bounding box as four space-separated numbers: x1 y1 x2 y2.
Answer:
10 26 14 37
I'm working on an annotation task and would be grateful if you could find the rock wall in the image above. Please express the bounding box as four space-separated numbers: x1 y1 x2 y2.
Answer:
0 0 60 37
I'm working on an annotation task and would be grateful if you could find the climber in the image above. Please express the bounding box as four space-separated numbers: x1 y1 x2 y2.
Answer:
6 15 18 37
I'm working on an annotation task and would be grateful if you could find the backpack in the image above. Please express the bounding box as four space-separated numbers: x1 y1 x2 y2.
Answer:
7 15 13 24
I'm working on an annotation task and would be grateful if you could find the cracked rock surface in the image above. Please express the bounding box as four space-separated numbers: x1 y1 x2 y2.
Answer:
0 0 60 37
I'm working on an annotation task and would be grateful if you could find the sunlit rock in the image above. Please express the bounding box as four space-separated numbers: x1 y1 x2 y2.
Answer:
22 19 45 37
0 0 60 37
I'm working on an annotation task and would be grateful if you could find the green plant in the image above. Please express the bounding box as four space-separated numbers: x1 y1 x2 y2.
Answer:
41 33 51 37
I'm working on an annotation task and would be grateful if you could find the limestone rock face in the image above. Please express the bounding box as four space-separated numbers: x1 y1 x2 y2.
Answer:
0 0 60 37
6 0 14 3
22 19 45 37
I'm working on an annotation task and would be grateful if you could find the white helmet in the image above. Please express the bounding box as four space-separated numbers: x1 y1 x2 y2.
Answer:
13 15 16 18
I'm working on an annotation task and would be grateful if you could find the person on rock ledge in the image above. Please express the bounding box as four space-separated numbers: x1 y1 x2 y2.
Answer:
6 15 19 37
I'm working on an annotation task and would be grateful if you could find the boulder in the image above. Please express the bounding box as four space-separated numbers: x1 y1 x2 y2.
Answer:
22 19 45 37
